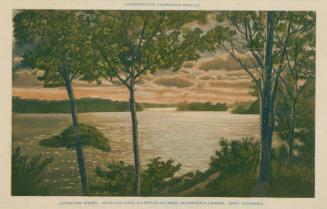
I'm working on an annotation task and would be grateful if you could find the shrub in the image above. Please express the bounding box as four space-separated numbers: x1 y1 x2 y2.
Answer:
12 147 53 195
39 124 111 152
91 157 181 196
92 161 135 196
91 138 314 197
205 138 314 197
142 157 181 196
209 138 260 176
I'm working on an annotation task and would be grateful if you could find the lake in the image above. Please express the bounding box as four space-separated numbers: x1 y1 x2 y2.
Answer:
12 108 260 195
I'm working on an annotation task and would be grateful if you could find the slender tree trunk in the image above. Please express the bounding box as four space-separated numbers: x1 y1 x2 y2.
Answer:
128 78 141 196
63 74 89 195
288 102 296 161
258 11 274 185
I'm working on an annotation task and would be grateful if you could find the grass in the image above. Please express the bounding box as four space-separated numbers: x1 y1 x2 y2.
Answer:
268 161 314 197
12 147 53 195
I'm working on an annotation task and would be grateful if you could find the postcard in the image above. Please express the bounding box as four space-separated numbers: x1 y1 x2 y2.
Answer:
0 0 327 209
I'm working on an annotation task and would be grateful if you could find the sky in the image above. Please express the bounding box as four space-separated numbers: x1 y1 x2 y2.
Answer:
12 51 256 104
12 11 257 105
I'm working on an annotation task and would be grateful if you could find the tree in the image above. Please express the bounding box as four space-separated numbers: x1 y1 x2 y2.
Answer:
203 11 314 188
275 19 315 161
13 10 96 195
294 79 315 164
88 11 206 195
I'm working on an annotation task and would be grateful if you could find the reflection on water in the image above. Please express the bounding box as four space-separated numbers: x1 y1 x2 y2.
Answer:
12 108 260 195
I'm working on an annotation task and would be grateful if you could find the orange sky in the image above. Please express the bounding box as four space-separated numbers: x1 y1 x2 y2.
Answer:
12 52 257 104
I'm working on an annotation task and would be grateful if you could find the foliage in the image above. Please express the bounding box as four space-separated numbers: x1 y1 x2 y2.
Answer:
292 79 315 165
195 138 260 196
88 11 207 85
14 10 100 194
12 147 53 195
209 138 260 176
204 138 313 197
275 78 315 161
39 124 111 152
179 138 313 197
92 161 135 196
267 161 314 197
230 99 259 114
176 102 228 111
12 97 143 113
13 10 97 87
203 11 315 184
141 157 181 196
273 13 315 158
91 157 181 196
86 11 208 195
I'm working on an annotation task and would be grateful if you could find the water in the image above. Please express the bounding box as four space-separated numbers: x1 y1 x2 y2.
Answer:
12 108 260 194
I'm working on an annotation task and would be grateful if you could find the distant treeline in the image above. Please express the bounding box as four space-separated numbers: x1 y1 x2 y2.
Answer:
141 103 176 108
12 97 143 113
176 102 228 111
231 100 259 114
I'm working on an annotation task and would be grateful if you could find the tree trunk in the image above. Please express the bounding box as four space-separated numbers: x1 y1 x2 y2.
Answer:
63 74 89 195
128 79 141 196
288 102 296 161
258 11 274 185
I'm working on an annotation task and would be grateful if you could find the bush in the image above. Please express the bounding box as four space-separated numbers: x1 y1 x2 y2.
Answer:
92 161 135 196
91 157 181 196
209 138 260 176
203 138 314 197
39 124 111 152
177 138 260 197
91 138 314 197
142 157 181 196
12 147 53 195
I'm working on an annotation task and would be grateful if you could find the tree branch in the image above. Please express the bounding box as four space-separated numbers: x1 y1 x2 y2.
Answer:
221 40 262 97
244 18 264 69
94 43 131 88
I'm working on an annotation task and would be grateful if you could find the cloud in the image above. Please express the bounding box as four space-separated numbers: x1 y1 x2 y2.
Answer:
153 75 195 88
208 80 251 88
12 50 258 104
199 53 256 71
